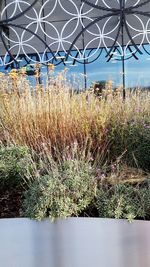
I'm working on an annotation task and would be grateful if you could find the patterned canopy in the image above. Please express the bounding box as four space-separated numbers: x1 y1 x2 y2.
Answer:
0 0 150 65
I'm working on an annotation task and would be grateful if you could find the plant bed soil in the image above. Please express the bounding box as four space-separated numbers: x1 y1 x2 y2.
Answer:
0 187 24 218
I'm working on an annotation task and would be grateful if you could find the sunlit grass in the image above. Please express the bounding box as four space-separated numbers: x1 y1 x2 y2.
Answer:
0 72 150 168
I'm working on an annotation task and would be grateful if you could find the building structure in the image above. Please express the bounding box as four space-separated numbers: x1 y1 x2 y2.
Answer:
0 0 150 92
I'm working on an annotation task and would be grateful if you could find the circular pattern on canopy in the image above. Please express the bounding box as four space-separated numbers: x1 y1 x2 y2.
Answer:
0 0 150 66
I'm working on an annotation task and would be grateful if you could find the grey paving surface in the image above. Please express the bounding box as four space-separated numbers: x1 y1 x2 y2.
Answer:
0 218 150 267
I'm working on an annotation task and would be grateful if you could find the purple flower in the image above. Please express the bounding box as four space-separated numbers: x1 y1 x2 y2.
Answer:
143 123 150 129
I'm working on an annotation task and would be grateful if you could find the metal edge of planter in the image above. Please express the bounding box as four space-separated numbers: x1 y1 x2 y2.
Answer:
0 217 150 267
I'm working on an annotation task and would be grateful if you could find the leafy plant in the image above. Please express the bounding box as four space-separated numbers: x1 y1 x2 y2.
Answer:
0 145 32 189
109 120 150 171
23 160 96 221
96 180 150 221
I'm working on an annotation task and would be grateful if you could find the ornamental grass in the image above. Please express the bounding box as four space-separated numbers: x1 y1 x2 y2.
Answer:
0 71 150 170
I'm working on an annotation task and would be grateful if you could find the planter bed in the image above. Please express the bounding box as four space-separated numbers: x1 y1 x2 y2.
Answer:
0 218 150 267
0 188 23 218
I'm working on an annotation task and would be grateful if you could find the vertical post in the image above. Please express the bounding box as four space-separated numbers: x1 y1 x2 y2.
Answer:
81 27 87 90
121 0 126 100
121 29 126 100
83 58 87 89
41 0 49 77
81 1 87 90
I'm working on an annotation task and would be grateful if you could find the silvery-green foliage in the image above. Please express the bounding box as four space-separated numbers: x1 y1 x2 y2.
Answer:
24 160 96 221
96 180 150 222
0 145 32 189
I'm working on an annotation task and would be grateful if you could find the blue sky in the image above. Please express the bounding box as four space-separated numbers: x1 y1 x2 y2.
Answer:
1 46 150 89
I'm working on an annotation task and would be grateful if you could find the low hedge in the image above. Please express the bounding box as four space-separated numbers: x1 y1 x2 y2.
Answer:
0 145 150 221
23 160 96 221
96 180 150 222
0 145 32 190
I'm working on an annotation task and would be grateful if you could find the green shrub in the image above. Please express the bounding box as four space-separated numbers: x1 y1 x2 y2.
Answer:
109 120 150 171
23 160 96 221
96 180 150 221
0 145 32 189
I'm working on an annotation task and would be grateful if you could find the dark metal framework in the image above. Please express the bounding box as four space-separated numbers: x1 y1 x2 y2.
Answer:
1 0 150 94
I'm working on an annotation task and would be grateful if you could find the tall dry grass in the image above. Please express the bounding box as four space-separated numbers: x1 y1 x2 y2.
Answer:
0 72 150 167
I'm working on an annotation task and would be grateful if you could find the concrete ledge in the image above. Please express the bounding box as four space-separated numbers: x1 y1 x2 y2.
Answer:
0 218 150 267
